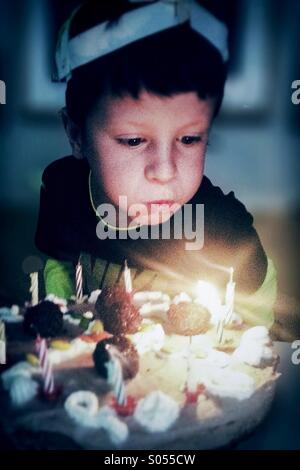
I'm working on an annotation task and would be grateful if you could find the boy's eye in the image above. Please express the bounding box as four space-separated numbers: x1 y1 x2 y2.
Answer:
117 137 145 147
180 136 202 145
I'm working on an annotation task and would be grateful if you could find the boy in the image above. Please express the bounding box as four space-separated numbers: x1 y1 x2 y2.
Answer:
35 0 277 327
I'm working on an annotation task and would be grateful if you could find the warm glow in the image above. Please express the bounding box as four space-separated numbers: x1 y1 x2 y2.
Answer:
195 280 221 314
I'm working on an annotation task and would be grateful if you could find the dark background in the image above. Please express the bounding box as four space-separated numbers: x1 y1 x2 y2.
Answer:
0 0 299 339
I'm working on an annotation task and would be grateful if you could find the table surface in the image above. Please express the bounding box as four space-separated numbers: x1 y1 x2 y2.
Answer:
235 342 300 450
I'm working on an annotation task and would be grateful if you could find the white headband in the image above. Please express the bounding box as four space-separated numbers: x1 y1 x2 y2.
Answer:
55 0 229 81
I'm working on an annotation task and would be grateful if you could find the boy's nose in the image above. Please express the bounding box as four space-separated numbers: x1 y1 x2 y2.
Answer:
145 148 177 184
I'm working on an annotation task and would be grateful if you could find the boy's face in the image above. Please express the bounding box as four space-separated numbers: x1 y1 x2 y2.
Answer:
84 91 215 225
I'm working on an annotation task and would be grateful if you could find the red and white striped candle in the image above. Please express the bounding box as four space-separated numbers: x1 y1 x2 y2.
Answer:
30 272 39 306
75 261 83 302
35 335 54 395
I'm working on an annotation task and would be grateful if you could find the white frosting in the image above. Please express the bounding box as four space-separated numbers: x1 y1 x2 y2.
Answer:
1 361 39 390
63 314 81 326
133 291 170 307
202 368 256 401
129 321 165 355
45 294 68 313
172 292 192 304
88 289 101 304
232 326 273 367
97 405 128 445
64 393 128 444
0 305 23 323
83 311 94 320
70 294 89 303
190 334 214 355
64 391 99 428
49 338 96 365
134 291 170 322
11 305 20 316
187 358 255 400
9 376 39 406
240 326 270 345
139 302 169 321
134 391 180 432
204 349 231 368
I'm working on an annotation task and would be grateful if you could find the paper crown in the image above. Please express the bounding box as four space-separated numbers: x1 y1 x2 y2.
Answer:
55 0 229 82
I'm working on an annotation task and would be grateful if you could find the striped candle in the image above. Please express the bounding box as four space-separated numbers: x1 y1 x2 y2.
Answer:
36 335 54 394
30 272 39 306
123 260 132 293
75 261 83 302
106 346 126 405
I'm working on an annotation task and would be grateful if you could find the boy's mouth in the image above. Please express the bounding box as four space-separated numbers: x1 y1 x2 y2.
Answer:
145 200 176 208
144 201 178 215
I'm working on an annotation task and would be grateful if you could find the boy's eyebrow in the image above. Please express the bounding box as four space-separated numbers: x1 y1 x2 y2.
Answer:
111 120 210 132
177 121 210 132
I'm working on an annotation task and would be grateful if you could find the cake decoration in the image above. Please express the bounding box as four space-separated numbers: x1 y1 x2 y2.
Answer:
9 375 39 407
129 320 165 355
133 391 180 433
167 302 211 335
88 289 101 304
48 337 96 365
1 361 39 390
64 390 99 427
95 286 141 335
0 305 22 323
232 326 274 367
93 336 139 381
64 393 128 444
24 300 63 338
45 294 68 313
188 360 256 401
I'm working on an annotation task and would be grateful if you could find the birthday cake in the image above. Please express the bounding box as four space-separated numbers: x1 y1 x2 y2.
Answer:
0 285 279 450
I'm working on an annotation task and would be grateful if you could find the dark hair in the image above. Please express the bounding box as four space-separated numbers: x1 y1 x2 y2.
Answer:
65 1 228 128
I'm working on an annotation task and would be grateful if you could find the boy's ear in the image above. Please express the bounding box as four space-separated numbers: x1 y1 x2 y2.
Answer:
60 107 84 159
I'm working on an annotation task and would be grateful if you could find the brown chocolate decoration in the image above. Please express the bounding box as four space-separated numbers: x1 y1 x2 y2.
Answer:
95 286 141 335
167 302 211 336
93 336 139 380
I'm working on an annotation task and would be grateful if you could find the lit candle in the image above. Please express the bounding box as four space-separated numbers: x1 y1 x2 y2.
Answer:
225 267 235 324
124 260 132 293
106 345 126 405
30 272 39 306
75 260 83 303
36 335 54 395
